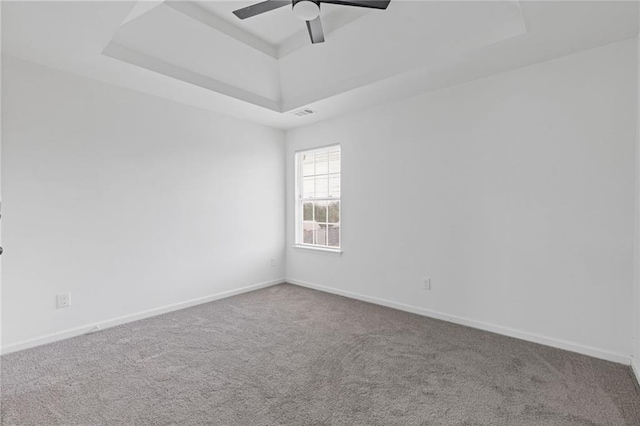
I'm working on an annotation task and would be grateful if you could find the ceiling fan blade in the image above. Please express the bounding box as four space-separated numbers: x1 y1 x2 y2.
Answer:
306 16 325 44
233 0 290 19
319 0 390 9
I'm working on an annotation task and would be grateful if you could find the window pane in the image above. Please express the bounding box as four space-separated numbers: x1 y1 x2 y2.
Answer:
303 177 314 198
315 151 328 174
303 203 313 221
304 230 314 244
316 225 327 246
328 149 340 173
302 153 315 176
314 202 327 223
315 176 328 198
328 223 340 247
328 202 339 223
303 221 314 244
329 174 340 198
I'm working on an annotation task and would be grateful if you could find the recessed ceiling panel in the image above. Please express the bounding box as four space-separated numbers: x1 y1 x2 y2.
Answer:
194 1 370 49
194 1 305 46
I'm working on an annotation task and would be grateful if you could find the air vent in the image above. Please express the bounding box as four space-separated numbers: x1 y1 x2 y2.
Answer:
292 108 315 117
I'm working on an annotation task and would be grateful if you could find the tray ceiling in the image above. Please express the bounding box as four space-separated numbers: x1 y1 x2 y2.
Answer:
103 1 527 113
3 1 638 129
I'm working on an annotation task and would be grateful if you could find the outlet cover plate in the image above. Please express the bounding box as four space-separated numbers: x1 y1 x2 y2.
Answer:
56 293 71 309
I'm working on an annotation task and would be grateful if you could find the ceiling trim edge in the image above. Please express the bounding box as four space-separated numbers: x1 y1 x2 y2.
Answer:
102 41 282 112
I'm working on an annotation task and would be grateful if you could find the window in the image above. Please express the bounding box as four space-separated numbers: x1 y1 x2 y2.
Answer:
295 145 340 250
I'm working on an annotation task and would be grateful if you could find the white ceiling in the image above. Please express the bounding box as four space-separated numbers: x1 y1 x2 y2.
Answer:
197 1 305 46
2 1 638 129
193 1 368 47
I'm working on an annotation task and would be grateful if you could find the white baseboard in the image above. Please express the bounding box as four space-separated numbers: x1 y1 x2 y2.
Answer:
1 278 284 355
632 358 640 388
287 278 631 365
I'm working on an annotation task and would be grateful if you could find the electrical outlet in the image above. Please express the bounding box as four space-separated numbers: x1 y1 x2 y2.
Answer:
422 278 431 291
271 258 277 267
56 293 71 309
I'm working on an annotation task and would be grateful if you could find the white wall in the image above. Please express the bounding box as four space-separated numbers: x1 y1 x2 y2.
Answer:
1 57 285 350
3 38 638 366
285 39 638 362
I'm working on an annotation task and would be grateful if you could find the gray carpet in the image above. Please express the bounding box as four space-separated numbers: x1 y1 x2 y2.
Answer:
2 284 639 425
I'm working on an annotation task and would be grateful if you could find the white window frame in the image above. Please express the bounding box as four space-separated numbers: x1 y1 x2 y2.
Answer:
294 144 342 253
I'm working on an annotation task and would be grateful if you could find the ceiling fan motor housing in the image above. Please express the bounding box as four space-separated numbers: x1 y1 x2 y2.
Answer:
292 0 321 21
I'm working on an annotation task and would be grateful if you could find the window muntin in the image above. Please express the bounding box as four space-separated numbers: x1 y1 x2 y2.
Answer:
296 146 340 249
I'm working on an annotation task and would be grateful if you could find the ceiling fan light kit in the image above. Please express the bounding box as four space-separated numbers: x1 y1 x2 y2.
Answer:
233 0 391 45
293 0 321 21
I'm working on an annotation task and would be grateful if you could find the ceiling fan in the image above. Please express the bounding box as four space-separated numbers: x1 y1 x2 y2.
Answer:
232 0 391 44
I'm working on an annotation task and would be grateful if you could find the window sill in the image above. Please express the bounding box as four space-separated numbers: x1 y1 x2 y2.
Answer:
293 245 343 255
